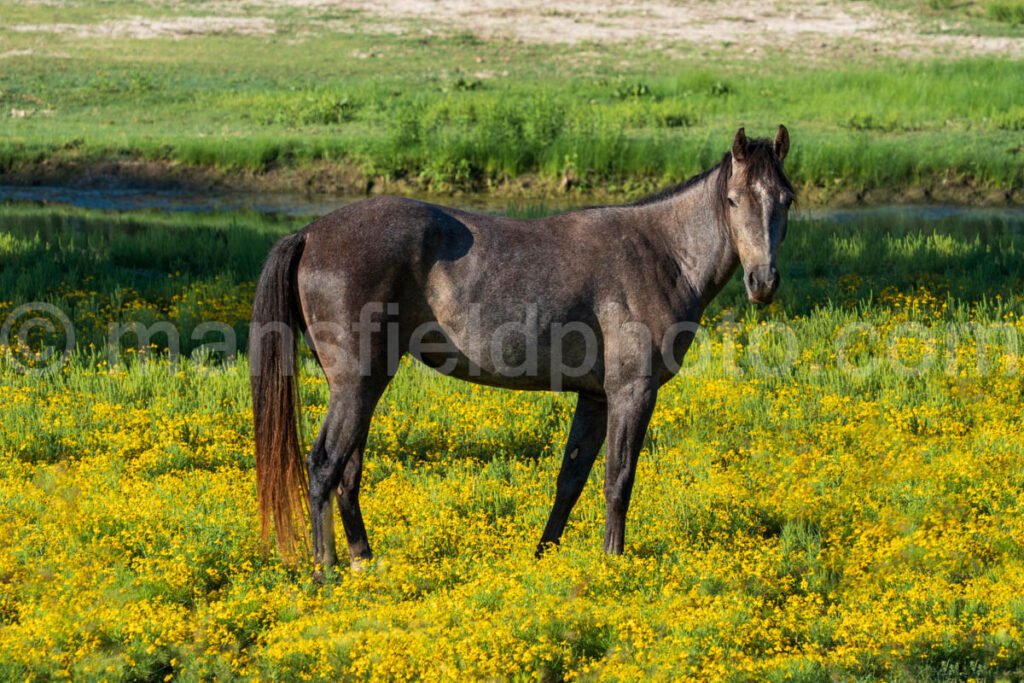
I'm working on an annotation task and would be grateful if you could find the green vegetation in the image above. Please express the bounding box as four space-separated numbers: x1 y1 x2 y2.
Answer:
885 0 1024 29
0 2 1022 201
989 0 1024 24
2 205 1024 678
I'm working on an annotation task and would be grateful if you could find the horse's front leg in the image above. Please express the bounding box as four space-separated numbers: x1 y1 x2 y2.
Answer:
536 394 608 557
602 380 657 554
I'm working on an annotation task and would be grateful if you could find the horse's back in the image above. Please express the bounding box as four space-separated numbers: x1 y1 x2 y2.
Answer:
294 196 611 392
299 195 590 288
301 196 444 265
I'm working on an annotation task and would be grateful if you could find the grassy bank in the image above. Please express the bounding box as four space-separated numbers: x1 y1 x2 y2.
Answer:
1 4 1023 202
2 204 1024 679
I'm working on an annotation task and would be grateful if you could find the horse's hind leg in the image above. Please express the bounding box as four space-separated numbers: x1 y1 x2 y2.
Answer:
335 421 373 563
307 423 338 572
536 394 607 556
308 378 387 574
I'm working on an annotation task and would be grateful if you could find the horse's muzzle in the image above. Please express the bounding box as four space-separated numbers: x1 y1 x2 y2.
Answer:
745 265 780 304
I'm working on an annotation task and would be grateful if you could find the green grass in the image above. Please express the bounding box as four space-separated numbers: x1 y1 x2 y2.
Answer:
0 206 300 360
871 0 1024 33
989 0 1024 24
0 2 1022 199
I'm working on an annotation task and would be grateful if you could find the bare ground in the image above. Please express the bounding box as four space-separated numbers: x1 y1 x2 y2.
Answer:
6 1 1023 58
344 0 1024 58
10 16 275 40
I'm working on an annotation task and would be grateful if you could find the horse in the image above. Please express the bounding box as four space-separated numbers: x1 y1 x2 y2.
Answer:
250 126 794 572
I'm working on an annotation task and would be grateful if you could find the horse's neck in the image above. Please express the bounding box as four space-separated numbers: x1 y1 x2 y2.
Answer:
642 174 739 312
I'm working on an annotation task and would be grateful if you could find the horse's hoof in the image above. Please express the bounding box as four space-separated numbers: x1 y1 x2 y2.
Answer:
311 567 326 585
350 557 370 573
535 541 559 559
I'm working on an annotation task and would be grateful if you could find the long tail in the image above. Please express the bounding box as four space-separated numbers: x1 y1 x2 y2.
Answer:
250 231 308 559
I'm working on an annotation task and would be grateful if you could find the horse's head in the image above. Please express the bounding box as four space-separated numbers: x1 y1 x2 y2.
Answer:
724 125 794 305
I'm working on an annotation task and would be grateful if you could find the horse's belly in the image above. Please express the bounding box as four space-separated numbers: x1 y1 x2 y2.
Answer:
410 317 604 393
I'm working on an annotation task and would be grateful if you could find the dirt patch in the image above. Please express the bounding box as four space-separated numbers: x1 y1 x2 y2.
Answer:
342 0 1024 58
11 16 275 40
348 0 881 44
8 2 1020 56
0 49 36 59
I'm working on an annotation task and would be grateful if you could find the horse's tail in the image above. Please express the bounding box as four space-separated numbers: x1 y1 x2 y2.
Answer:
250 231 308 559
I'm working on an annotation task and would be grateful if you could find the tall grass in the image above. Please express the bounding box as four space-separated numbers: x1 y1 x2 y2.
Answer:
989 0 1024 24
1 27 1022 193
0 206 300 357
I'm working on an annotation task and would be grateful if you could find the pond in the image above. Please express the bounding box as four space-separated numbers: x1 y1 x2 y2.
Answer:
3 183 1023 227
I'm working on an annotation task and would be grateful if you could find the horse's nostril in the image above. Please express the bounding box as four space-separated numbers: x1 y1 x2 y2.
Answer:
745 266 779 300
747 267 774 286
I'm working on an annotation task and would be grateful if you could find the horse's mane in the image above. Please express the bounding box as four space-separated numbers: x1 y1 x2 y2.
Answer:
629 139 793 218
628 154 731 209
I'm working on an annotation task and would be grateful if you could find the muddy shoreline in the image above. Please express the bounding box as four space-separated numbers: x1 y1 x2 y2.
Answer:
1 158 1019 210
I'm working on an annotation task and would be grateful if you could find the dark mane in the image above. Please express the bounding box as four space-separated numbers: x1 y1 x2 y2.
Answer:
629 154 731 208
628 138 793 214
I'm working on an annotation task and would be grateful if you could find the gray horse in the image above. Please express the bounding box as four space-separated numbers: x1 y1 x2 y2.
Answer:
250 126 794 571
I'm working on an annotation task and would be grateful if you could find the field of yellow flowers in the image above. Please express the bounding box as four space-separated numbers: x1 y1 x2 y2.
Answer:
1 205 1023 681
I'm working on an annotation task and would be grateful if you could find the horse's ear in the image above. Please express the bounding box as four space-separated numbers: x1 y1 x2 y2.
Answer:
774 124 790 162
732 127 747 162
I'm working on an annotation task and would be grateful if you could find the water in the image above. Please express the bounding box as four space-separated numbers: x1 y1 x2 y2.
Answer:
2 183 1022 227
0 185 349 217
797 204 1024 230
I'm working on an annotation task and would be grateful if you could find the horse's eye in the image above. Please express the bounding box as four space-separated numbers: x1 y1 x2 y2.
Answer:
727 197 738 208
